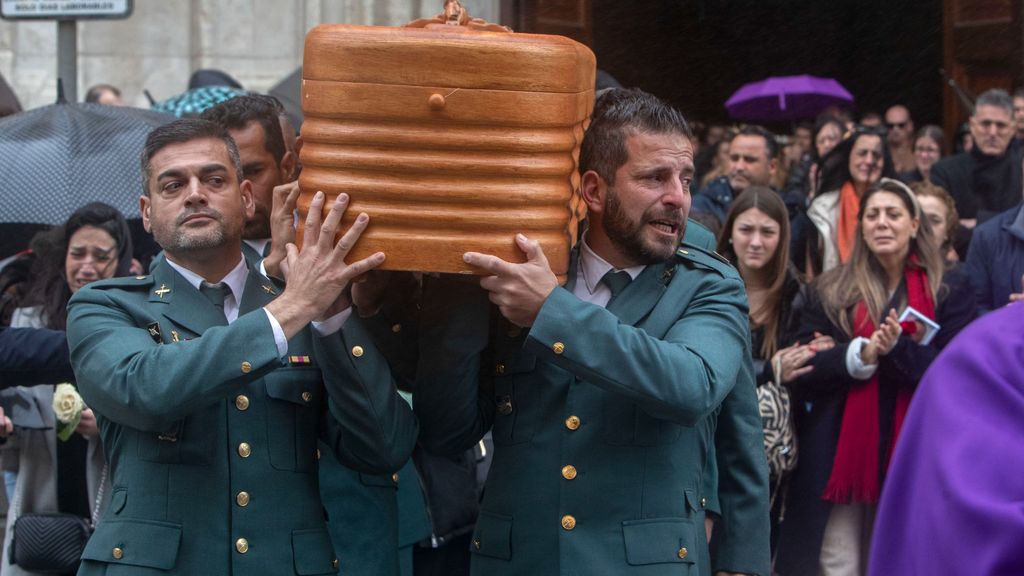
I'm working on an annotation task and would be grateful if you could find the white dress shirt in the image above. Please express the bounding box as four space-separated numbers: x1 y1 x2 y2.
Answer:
165 255 292 356
573 235 646 308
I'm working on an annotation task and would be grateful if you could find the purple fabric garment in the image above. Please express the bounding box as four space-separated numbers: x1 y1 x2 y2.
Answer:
869 303 1024 575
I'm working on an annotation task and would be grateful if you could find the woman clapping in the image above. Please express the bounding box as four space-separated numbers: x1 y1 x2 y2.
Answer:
774 179 976 576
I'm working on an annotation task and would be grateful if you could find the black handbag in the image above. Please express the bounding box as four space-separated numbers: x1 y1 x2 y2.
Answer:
9 463 107 575
10 513 92 574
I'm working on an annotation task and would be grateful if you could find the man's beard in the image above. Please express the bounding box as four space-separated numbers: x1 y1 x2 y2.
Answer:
158 208 230 252
602 186 683 265
243 204 271 240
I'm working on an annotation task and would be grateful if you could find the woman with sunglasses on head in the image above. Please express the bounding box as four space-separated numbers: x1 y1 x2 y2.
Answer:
1 202 132 575
773 179 976 576
798 126 897 278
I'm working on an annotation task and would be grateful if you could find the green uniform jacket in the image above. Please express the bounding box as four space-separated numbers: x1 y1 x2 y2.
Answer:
315 287 430 576
685 222 771 576
414 243 749 576
66 259 417 575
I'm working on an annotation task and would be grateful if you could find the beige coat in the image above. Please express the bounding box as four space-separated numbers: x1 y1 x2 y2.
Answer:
806 189 843 274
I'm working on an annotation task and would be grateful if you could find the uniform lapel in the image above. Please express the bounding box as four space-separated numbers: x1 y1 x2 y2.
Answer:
238 266 279 316
605 262 669 326
150 259 226 335
240 241 263 269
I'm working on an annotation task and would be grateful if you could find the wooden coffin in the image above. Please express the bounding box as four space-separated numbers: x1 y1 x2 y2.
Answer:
298 3 596 277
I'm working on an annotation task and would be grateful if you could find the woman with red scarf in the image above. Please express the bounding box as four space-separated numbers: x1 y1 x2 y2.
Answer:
774 179 976 576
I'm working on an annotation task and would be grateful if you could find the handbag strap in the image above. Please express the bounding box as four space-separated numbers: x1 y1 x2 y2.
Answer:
91 463 108 526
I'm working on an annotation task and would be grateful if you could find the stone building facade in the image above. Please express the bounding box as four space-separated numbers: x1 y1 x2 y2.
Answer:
0 0 499 110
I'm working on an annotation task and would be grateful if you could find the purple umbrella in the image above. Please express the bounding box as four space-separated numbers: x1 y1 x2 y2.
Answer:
725 75 854 121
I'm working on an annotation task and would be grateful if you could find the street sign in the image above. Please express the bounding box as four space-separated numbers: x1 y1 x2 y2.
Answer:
1 0 133 20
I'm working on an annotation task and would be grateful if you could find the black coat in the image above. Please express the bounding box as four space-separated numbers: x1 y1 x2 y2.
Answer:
773 265 976 576
750 270 808 387
0 326 72 388
930 145 1023 223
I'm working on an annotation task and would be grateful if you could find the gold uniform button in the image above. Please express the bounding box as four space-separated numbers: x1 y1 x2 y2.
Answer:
352 345 364 357
700 497 707 508
240 361 252 374
236 491 250 507
315 448 321 460
552 342 565 355
678 546 688 559
112 547 124 560
392 473 400 484
561 515 576 531
301 391 312 402
565 415 581 431
495 363 506 375
235 395 250 411
561 465 577 480
391 323 402 333
473 538 481 550
235 538 249 554
332 559 339 570
238 443 252 458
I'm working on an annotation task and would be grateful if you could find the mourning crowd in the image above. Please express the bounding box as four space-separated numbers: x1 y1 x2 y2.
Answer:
0 67 1022 576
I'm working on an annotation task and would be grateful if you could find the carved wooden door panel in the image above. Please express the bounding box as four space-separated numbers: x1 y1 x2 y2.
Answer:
943 0 1023 147
504 0 592 45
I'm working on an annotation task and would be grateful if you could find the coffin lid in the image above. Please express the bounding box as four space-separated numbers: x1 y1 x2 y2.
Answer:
303 22 596 94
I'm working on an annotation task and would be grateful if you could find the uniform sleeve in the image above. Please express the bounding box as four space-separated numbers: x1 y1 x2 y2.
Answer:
315 315 419 474
67 287 282 432
525 273 748 426
710 359 771 576
412 276 495 457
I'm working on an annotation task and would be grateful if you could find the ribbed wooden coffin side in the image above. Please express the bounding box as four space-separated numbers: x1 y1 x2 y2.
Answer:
299 25 595 277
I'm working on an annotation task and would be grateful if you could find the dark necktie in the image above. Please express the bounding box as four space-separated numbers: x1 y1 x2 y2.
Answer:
600 269 632 305
200 282 229 321
262 243 272 258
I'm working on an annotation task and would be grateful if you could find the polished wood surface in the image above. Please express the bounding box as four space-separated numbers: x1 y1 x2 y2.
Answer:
299 6 595 277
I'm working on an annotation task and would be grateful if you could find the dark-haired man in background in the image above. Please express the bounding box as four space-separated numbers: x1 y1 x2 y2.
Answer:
693 126 780 225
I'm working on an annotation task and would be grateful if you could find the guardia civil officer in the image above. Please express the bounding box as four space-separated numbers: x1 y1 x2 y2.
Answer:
413 88 769 575
66 118 417 575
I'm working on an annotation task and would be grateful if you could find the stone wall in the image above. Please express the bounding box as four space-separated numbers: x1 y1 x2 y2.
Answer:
0 0 500 111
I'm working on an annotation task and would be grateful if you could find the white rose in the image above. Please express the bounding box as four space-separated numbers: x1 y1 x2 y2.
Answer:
52 383 84 424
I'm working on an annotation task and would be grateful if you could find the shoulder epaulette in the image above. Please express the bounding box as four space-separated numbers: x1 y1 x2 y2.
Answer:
85 275 155 290
675 243 738 279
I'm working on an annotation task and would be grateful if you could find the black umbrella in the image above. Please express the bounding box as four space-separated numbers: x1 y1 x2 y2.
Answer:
0 71 22 118
0 100 174 259
269 66 303 130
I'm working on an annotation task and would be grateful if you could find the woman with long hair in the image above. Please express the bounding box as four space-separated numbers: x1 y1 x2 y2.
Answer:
898 125 944 184
911 180 959 262
1 202 132 575
801 126 896 276
786 115 846 201
774 180 976 576
717 187 832 556
718 187 825 387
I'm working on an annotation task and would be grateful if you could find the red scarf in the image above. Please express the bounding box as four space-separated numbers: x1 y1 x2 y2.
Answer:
823 258 934 504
